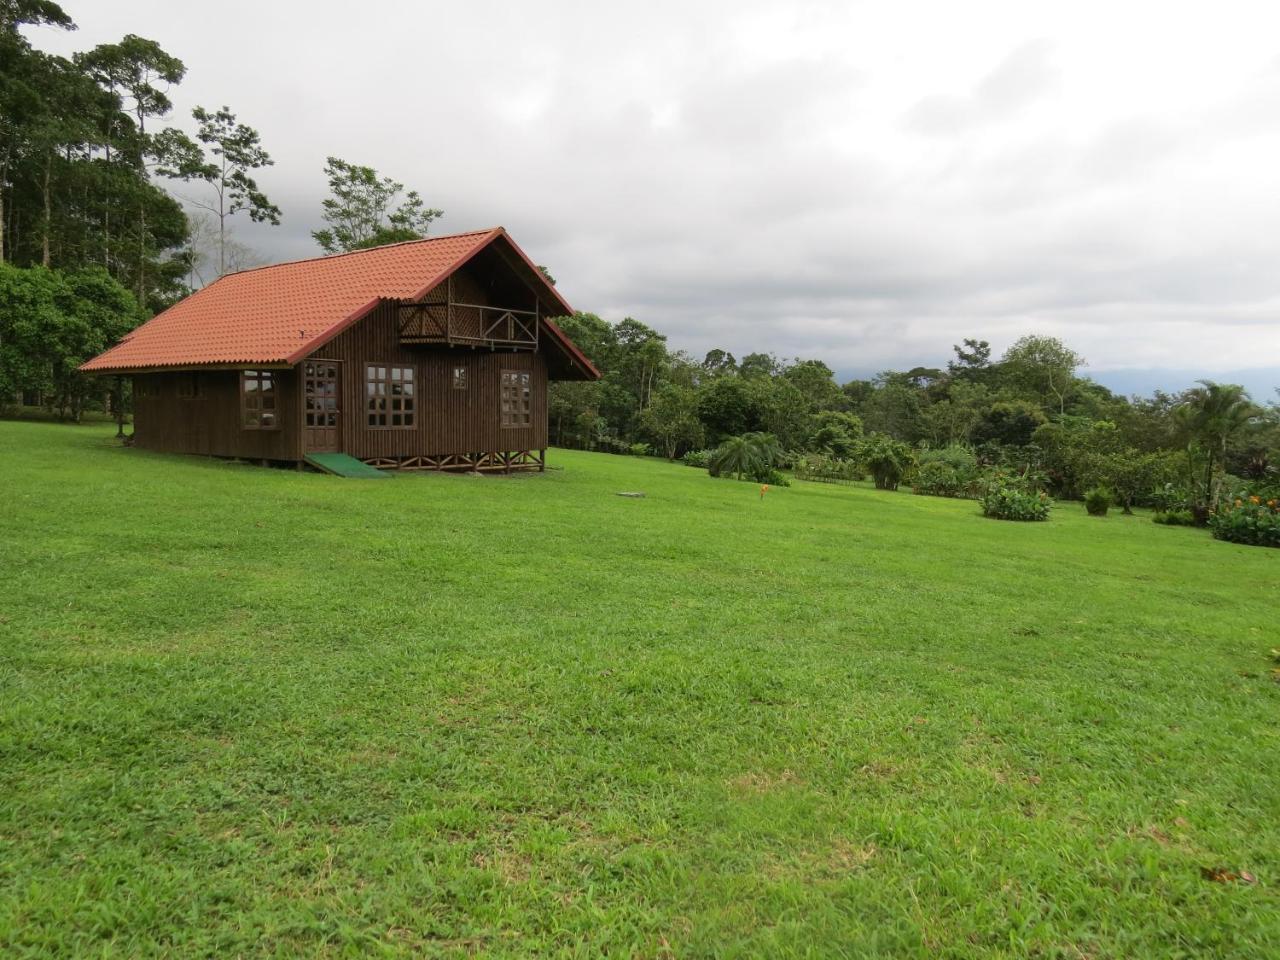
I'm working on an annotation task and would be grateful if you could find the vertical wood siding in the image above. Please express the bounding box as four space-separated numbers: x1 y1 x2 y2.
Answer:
132 368 301 460
312 299 548 459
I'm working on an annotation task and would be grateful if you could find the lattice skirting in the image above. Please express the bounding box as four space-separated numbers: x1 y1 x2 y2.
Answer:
360 450 546 473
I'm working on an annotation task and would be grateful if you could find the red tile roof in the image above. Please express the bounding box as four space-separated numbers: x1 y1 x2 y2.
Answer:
81 227 599 380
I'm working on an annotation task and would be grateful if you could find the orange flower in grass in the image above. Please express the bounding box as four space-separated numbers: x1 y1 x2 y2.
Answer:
1235 499 1243 507
1249 495 1261 504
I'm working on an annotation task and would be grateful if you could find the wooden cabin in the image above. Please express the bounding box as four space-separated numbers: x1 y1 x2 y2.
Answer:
81 228 600 473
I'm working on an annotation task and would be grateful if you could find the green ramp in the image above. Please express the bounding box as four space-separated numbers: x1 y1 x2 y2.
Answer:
304 453 391 479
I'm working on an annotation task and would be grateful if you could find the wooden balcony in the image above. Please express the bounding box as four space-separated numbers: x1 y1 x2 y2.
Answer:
398 299 539 351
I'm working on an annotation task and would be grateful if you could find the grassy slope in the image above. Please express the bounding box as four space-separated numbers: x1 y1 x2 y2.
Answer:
1 421 1277 958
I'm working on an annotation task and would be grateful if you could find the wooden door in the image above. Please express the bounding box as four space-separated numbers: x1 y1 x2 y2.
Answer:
303 360 342 452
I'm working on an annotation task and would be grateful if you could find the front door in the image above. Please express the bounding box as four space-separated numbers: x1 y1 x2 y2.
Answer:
303 360 342 452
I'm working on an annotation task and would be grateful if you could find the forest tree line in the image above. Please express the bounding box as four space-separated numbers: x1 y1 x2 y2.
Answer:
0 1 446 416
547 312 1280 514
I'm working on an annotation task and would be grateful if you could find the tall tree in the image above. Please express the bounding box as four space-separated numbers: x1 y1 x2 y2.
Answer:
1177 381 1260 506
312 157 442 254
77 34 190 300
184 106 279 276
1002 335 1084 415
0 0 75 262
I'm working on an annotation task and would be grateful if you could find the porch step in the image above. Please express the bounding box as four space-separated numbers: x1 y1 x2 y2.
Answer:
304 452 391 479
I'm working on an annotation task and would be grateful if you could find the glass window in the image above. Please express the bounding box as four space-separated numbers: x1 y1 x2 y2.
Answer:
366 364 415 428
241 370 278 429
500 369 532 428
452 367 468 390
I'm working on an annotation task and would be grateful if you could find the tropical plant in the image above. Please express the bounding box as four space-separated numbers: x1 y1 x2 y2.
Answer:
709 432 782 482
858 433 914 490
1208 494 1280 547
1177 381 1261 510
980 482 1052 521
1083 487 1112 517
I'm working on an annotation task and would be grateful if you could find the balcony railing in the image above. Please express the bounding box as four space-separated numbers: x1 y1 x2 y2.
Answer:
398 300 539 350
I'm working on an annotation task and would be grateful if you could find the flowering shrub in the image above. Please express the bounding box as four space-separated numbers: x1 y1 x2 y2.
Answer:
1208 495 1280 548
980 482 1052 521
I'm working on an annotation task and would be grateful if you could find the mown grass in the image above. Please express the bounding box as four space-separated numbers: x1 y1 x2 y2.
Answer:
1 420 1277 958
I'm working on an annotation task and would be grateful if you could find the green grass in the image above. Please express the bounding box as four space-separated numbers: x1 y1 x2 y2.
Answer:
2 421 1277 958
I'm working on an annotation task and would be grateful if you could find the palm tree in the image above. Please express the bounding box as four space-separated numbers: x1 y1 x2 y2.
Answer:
710 435 763 481
1177 381 1259 506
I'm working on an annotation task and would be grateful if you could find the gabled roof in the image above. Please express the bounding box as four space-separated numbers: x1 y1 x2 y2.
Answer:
81 227 600 380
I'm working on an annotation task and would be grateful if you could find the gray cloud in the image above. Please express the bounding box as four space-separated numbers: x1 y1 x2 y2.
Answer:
28 0 1280 386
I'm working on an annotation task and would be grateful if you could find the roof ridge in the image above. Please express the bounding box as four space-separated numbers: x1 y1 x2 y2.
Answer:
220 227 503 279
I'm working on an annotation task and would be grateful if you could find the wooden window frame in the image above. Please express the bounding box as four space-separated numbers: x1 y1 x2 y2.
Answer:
500 369 532 429
366 364 416 429
177 372 199 400
241 369 279 430
452 366 468 390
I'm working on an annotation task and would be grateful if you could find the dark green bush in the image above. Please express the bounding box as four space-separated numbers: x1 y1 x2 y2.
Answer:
1208 495 1280 547
1152 509 1197 526
859 433 914 491
1149 483 1190 513
912 446 982 498
1083 487 1112 517
980 482 1051 521
682 449 713 468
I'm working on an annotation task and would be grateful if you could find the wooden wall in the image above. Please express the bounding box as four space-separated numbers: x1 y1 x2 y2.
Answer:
129 256 554 463
132 368 301 461
312 299 548 459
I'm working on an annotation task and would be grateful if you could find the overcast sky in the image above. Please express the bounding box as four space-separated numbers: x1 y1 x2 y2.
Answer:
31 1 1280 390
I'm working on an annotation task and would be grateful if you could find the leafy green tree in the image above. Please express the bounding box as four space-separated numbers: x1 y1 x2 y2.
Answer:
312 156 443 254
76 34 190 300
738 352 779 379
970 400 1046 448
639 384 704 459
948 338 992 381
697 375 759 443
184 106 280 275
860 375 925 441
1002 335 1084 415
1177 381 1261 506
0 262 140 419
858 433 915 490
701 349 736 377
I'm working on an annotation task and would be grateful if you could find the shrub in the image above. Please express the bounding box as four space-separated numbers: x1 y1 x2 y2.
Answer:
1149 482 1190 514
859 433 914 491
1083 487 1112 517
912 446 982 499
980 482 1052 522
594 436 631 455
793 454 862 484
752 466 791 487
628 442 651 457
682 449 713 469
1208 495 1280 548
1152 509 1197 526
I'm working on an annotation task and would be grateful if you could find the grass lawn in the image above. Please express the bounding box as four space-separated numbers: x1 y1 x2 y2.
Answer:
1 420 1277 958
